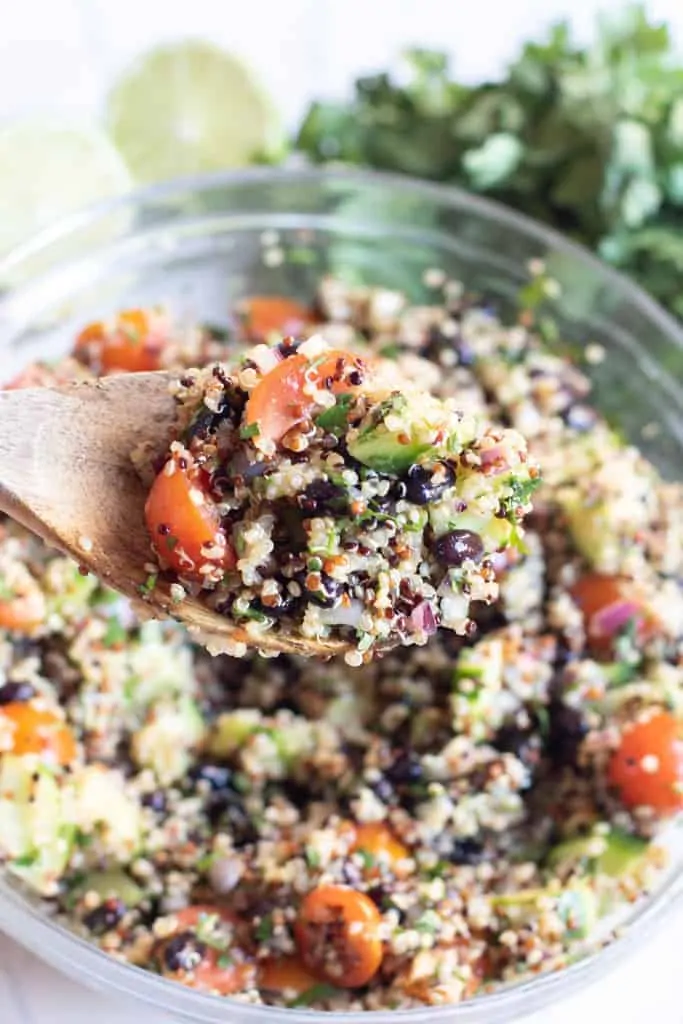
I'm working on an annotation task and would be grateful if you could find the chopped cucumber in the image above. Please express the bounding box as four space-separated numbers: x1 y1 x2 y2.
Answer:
547 828 648 878
347 394 439 475
556 883 598 940
0 756 72 894
69 869 144 907
208 710 262 757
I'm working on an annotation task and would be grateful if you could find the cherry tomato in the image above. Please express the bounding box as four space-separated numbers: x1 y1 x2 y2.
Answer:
145 454 235 581
294 885 383 989
237 296 317 342
349 822 411 874
74 309 166 374
156 904 256 995
0 701 78 765
258 956 320 996
0 577 46 636
570 573 654 658
608 711 683 814
245 349 369 443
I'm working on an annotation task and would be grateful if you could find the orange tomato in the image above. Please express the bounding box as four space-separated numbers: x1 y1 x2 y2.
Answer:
0 701 78 765
145 455 235 581
350 822 411 874
245 349 369 443
74 309 166 374
608 711 683 814
570 573 654 658
294 885 383 989
258 956 320 996
157 904 256 996
237 296 317 341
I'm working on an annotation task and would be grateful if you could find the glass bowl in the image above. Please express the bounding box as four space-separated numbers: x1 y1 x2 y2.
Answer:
0 167 682 1023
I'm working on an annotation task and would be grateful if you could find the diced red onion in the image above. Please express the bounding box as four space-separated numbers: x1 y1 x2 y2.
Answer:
410 601 438 636
591 599 642 638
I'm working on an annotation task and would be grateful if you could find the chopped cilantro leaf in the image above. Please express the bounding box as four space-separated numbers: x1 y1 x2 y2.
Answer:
13 849 40 868
315 393 355 435
255 914 274 942
289 983 342 1008
102 618 127 648
305 847 321 869
240 422 260 440
138 573 158 596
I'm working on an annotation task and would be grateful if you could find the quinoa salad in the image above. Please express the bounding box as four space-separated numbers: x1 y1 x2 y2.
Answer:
0 272 682 1010
139 334 537 661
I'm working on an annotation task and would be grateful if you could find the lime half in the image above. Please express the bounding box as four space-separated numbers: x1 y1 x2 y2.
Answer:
106 41 285 185
0 121 132 257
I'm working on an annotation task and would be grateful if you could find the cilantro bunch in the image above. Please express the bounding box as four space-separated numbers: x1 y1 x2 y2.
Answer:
296 5 683 319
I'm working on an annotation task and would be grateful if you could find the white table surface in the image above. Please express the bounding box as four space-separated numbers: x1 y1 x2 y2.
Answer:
3 1 683 1020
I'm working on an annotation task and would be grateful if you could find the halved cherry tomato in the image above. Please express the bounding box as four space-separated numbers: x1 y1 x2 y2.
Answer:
294 885 383 989
570 573 655 658
74 309 165 374
0 578 46 636
237 296 317 342
145 455 235 580
349 822 411 874
156 904 256 996
245 349 369 443
259 956 320 996
0 701 78 765
608 711 683 814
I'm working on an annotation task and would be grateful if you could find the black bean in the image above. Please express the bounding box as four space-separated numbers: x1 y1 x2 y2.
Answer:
297 478 347 514
83 898 126 935
188 762 234 792
206 792 259 847
251 591 300 619
495 723 543 772
0 681 35 705
307 574 345 609
562 403 598 433
432 529 484 567
370 777 395 805
385 752 423 786
546 700 588 768
448 838 487 865
404 463 456 505
278 779 313 810
142 791 168 813
162 932 207 973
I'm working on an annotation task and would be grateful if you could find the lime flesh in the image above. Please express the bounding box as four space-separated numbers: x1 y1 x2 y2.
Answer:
106 41 284 185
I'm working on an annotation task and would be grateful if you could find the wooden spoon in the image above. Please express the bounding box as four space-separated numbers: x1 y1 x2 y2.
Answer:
0 373 348 659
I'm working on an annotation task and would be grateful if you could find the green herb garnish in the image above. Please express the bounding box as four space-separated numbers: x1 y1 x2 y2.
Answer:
13 849 40 868
138 573 158 596
295 7 683 322
102 618 127 648
289 983 342 1008
355 848 377 870
240 422 260 440
315 393 355 435
305 847 321 869
255 914 274 942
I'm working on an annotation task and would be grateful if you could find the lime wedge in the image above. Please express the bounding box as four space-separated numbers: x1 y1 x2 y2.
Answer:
106 41 285 184
0 120 132 257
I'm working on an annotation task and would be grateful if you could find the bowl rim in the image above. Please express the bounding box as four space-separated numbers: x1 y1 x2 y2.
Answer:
2 163 683 358
1 164 683 1022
